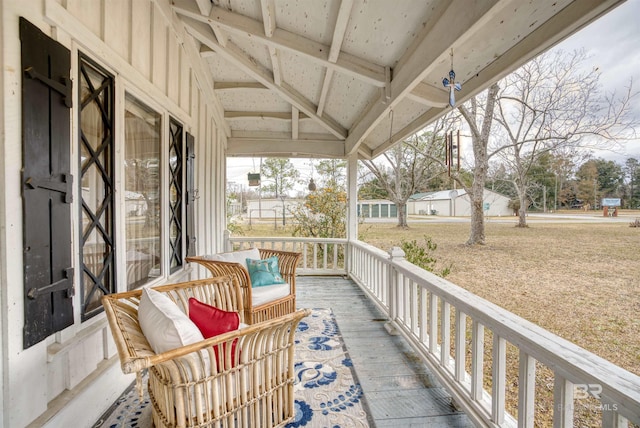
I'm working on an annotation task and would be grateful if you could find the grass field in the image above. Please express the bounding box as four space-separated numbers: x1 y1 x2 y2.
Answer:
238 215 640 425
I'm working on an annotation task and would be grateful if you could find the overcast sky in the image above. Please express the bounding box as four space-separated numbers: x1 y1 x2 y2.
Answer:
550 0 640 161
227 1 640 185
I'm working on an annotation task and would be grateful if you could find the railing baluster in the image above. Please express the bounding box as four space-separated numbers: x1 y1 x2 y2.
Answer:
601 399 628 428
552 374 574 428
411 279 419 333
517 350 536 428
440 300 451 368
420 287 428 343
333 243 338 269
302 243 308 269
455 310 466 382
471 320 484 401
322 243 328 270
313 243 318 270
428 292 438 354
491 334 506 424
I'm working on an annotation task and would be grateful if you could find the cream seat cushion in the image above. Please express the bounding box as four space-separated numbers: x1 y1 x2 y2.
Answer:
251 282 290 306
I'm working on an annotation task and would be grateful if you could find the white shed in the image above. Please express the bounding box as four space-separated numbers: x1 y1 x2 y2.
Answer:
408 189 512 217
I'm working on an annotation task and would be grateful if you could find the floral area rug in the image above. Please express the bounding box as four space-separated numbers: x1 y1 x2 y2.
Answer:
94 308 372 428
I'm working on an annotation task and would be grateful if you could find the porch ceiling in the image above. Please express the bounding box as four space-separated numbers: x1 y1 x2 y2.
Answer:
172 0 625 160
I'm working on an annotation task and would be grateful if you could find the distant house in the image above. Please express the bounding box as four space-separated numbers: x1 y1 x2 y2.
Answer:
357 199 397 219
408 189 512 217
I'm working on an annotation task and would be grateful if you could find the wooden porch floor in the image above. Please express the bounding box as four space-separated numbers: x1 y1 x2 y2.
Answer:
296 276 474 427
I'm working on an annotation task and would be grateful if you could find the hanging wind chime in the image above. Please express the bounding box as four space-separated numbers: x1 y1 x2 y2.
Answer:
442 48 462 107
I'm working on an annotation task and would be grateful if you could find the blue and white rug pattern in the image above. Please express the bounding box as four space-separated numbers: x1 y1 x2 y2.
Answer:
94 308 370 428
286 308 370 428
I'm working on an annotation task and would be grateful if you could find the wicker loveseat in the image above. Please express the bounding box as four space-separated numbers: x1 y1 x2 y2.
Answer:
186 248 302 324
102 276 310 428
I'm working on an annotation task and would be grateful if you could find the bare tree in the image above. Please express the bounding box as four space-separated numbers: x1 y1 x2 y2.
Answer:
492 49 638 227
361 130 446 228
458 83 501 245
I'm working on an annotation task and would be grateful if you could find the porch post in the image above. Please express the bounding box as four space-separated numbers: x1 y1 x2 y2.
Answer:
346 152 358 273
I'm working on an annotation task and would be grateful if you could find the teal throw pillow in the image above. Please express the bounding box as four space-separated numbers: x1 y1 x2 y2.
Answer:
246 256 286 287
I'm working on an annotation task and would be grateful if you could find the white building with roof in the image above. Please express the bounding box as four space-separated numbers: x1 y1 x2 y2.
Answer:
408 189 512 217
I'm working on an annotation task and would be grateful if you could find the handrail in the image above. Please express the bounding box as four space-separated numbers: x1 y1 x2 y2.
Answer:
224 234 640 426
227 236 348 276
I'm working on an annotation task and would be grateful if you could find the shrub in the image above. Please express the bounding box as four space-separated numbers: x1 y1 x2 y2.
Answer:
400 235 451 278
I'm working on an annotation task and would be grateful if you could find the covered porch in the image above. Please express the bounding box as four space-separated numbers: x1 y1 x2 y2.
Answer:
1 0 639 427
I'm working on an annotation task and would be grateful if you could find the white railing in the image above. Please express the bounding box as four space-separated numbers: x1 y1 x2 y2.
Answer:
224 234 640 427
227 235 347 276
349 240 640 428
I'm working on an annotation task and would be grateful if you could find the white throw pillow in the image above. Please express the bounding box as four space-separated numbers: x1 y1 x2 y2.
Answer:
203 248 260 270
138 287 204 354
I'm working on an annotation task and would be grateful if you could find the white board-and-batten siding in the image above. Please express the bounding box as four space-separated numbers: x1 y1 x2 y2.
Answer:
0 1 226 426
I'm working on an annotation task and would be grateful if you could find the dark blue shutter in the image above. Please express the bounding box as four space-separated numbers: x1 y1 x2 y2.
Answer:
20 17 74 348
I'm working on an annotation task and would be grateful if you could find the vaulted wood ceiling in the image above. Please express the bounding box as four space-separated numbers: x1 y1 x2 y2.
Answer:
172 0 624 160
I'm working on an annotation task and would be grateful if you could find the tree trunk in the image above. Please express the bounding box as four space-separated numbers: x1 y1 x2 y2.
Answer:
397 202 408 228
467 179 486 245
517 193 528 227
460 82 499 246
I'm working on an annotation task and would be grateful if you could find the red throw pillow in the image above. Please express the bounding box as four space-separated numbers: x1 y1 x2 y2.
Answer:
188 298 240 337
188 298 241 369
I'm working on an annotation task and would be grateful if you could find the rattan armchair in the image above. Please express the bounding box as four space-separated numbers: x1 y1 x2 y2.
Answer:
102 276 310 428
186 248 302 324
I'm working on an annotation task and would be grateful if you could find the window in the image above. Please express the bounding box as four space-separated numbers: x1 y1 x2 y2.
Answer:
169 119 183 272
79 55 115 320
124 95 161 290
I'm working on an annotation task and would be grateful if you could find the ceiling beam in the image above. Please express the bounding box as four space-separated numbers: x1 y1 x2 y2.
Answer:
345 0 504 156
408 82 449 107
292 107 299 139
173 2 386 87
226 138 345 158
213 82 268 90
185 18 348 139
260 0 283 85
224 111 309 120
231 130 338 140
317 0 354 116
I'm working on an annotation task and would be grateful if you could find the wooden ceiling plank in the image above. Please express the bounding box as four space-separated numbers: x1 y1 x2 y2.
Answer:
183 17 347 139
173 2 386 86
